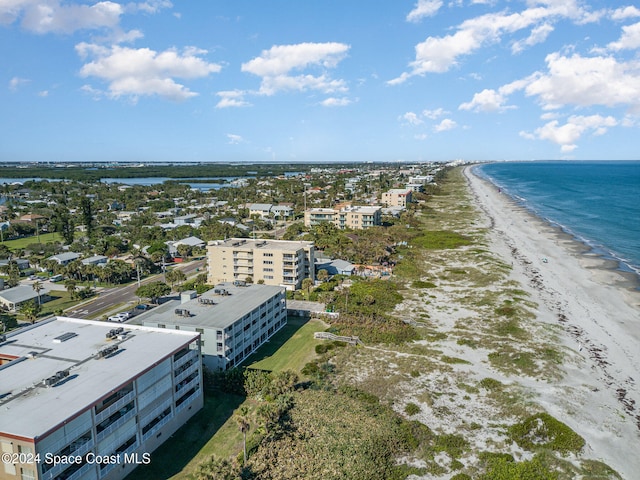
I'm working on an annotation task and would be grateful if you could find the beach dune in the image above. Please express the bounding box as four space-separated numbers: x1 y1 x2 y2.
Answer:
466 166 640 478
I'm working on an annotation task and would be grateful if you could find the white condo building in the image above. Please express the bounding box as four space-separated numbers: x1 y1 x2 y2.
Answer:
0 317 202 480
140 283 287 371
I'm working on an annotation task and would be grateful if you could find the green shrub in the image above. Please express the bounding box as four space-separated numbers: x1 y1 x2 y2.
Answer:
412 280 437 289
509 413 585 454
315 344 328 354
411 230 472 249
404 402 420 416
478 377 503 391
478 454 559 480
451 474 471 480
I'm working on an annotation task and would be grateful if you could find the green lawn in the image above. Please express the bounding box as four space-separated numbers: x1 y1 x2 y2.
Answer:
1 232 64 250
126 392 245 480
246 316 326 372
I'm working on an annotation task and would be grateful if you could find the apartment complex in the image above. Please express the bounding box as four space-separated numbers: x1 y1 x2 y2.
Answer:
0 317 202 480
304 205 382 230
381 188 413 208
141 283 287 371
207 238 314 290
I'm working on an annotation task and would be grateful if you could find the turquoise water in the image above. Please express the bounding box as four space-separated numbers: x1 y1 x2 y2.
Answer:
477 161 640 277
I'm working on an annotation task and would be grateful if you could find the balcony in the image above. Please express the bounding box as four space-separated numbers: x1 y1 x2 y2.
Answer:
174 349 198 371
95 390 136 424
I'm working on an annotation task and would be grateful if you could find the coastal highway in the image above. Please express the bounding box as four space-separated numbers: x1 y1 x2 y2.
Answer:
66 259 205 319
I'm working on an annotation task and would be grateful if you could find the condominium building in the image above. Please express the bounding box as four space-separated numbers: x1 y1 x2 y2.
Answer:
0 317 202 480
141 283 287 371
207 238 314 290
304 205 382 230
381 188 413 208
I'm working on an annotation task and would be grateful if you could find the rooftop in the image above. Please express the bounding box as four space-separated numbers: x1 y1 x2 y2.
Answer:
139 283 285 330
208 238 314 251
0 285 50 303
0 317 198 440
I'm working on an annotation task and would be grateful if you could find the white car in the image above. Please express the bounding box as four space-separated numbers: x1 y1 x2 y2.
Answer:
107 312 131 322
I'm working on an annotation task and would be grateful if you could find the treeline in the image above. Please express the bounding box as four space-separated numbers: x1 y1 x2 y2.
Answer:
0 162 401 182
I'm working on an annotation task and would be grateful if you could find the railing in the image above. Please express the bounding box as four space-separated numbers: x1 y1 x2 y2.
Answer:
142 413 172 441
140 399 172 427
174 362 199 385
96 408 136 443
175 385 201 414
313 332 362 345
174 349 198 370
95 390 135 424
60 461 94 480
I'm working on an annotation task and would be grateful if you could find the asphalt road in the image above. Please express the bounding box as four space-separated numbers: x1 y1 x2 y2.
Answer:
66 259 205 319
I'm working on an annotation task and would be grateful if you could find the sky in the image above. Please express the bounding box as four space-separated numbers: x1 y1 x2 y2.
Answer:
2 0 640 163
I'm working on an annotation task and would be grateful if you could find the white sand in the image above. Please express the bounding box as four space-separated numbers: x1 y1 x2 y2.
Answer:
465 166 640 478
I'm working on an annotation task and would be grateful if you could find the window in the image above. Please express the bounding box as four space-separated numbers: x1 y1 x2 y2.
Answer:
21 468 36 480
264 275 274 280
264 260 273 265
264 253 273 257
263 268 273 272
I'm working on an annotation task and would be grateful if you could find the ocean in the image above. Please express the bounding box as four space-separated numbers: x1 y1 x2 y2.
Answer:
476 161 640 278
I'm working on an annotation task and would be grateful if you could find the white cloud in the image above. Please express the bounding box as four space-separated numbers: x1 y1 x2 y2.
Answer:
389 0 593 83
76 43 222 101
216 90 251 108
241 42 350 96
401 112 424 125
226 133 244 144
611 6 640 21
523 114 617 151
8 76 29 91
3 0 123 34
0 0 172 33
434 118 457 131
406 0 442 23
524 53 640 111
607 22 640 50
125 1 173 15
511 23 554 54
422 107 446 119
459 88 512 112
321 97 352 107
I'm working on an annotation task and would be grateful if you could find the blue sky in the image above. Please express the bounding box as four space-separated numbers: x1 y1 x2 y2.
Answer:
2 0 640 163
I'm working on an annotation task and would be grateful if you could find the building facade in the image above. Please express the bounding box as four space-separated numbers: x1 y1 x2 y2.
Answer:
381 188 413 208
304 206 382 230
141 283 287 371
0 317 202 480
207 239 314 290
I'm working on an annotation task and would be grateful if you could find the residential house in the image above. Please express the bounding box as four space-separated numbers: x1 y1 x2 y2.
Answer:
0 285 51 311
48 252 81 266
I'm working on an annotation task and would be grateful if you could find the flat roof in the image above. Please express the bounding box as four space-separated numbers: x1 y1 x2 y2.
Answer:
139 283 285 330
208 238 313 251
0 317 198 440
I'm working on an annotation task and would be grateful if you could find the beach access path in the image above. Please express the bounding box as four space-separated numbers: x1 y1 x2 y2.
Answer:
466 166 640 478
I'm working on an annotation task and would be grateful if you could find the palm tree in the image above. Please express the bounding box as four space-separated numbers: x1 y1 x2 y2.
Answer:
234 406 251 466
20 300 41 324
64 279 77 300
32 281 43 305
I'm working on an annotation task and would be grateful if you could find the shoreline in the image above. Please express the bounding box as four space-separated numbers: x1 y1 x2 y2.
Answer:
465 165 640 479
473 164 640 287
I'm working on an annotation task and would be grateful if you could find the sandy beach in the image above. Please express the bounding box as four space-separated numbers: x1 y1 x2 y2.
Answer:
466 165 640 478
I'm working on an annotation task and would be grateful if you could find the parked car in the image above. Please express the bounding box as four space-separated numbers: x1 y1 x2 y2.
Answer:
107 312 131 322
135 304 153 311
